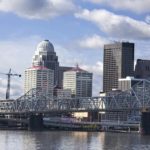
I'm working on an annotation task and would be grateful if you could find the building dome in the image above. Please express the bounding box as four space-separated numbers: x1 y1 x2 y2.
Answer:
37 40 54 52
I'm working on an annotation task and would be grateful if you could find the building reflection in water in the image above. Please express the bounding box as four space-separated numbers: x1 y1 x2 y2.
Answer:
101 132 150 150
1 131 150 150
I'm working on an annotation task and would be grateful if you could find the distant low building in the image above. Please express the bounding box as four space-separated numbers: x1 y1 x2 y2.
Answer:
106 89 122 96
54 87 71 99
118 76 144 91
99 92 106 97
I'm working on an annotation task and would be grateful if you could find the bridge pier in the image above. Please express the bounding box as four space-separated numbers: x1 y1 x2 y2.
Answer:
141 111 150 135
88 112 100 122
28 114 43 131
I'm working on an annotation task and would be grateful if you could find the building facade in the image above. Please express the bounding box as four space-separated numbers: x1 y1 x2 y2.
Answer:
54 88 72 99
118 76 144 91
58 66 72 88
24 66 54 98
63 65 93 97
103 42 134 93
32 40 59 86
135 59 150 79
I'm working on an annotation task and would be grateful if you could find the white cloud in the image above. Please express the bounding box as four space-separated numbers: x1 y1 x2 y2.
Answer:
145 16 150 24
75 9 150 40
55 45 84 67
0 0 76 19
0 36 42 72
86 0 150 14
78 34 108 49
81 61 103 75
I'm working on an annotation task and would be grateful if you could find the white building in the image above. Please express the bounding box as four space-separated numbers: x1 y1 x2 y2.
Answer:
24 66 54 98
118 76 144 91
63 65 93 97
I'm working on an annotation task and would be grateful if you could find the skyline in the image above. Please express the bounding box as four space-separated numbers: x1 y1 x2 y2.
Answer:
0 0 150 98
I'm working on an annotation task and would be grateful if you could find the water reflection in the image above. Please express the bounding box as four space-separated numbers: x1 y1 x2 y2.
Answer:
0 131 150 150
102 132 150 150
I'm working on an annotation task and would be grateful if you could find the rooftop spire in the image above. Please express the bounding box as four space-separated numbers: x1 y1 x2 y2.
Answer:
76 63 79 69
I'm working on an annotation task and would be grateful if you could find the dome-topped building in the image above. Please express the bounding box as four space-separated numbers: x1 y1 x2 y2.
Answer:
36 40 54 53
32 40 59 85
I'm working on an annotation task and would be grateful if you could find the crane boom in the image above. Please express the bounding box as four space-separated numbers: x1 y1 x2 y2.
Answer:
0 69 21 99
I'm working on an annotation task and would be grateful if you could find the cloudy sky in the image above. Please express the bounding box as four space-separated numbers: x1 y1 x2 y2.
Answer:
0 0 150 98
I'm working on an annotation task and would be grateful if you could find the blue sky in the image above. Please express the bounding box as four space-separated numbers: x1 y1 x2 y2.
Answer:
0 0 150 98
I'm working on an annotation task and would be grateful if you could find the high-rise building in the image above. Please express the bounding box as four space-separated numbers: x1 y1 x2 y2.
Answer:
63 65 93 97
32 40 59 85
135 59 150 79
24 66 54 98
58 66 72 88
103 42 134 93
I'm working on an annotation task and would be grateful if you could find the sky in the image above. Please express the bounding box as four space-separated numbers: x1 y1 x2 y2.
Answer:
0 0 150 98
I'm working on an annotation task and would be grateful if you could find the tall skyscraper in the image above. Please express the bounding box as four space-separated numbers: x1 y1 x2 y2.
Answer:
32 40 59 85
24 66 54 98
63 65 93 97
135 59 150 79
103 42 134 93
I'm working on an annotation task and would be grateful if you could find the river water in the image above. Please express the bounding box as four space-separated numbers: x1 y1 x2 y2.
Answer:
0 131 150 150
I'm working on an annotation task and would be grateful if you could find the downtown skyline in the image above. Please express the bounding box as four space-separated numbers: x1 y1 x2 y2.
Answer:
0 0 150 98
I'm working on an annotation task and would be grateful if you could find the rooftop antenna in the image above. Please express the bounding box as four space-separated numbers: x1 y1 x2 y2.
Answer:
76 63 79 68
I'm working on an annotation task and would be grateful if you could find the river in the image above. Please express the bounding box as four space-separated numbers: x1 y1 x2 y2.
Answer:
0 131 150 150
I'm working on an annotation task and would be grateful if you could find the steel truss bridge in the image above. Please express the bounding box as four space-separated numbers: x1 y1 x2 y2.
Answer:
0 80 150 115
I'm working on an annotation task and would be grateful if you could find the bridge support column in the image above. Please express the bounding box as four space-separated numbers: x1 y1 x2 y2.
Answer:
88 112 100 122
28 114 43 131
141 111 150 135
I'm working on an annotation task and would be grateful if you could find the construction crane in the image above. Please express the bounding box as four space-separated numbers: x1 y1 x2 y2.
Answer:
0 69 21 99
